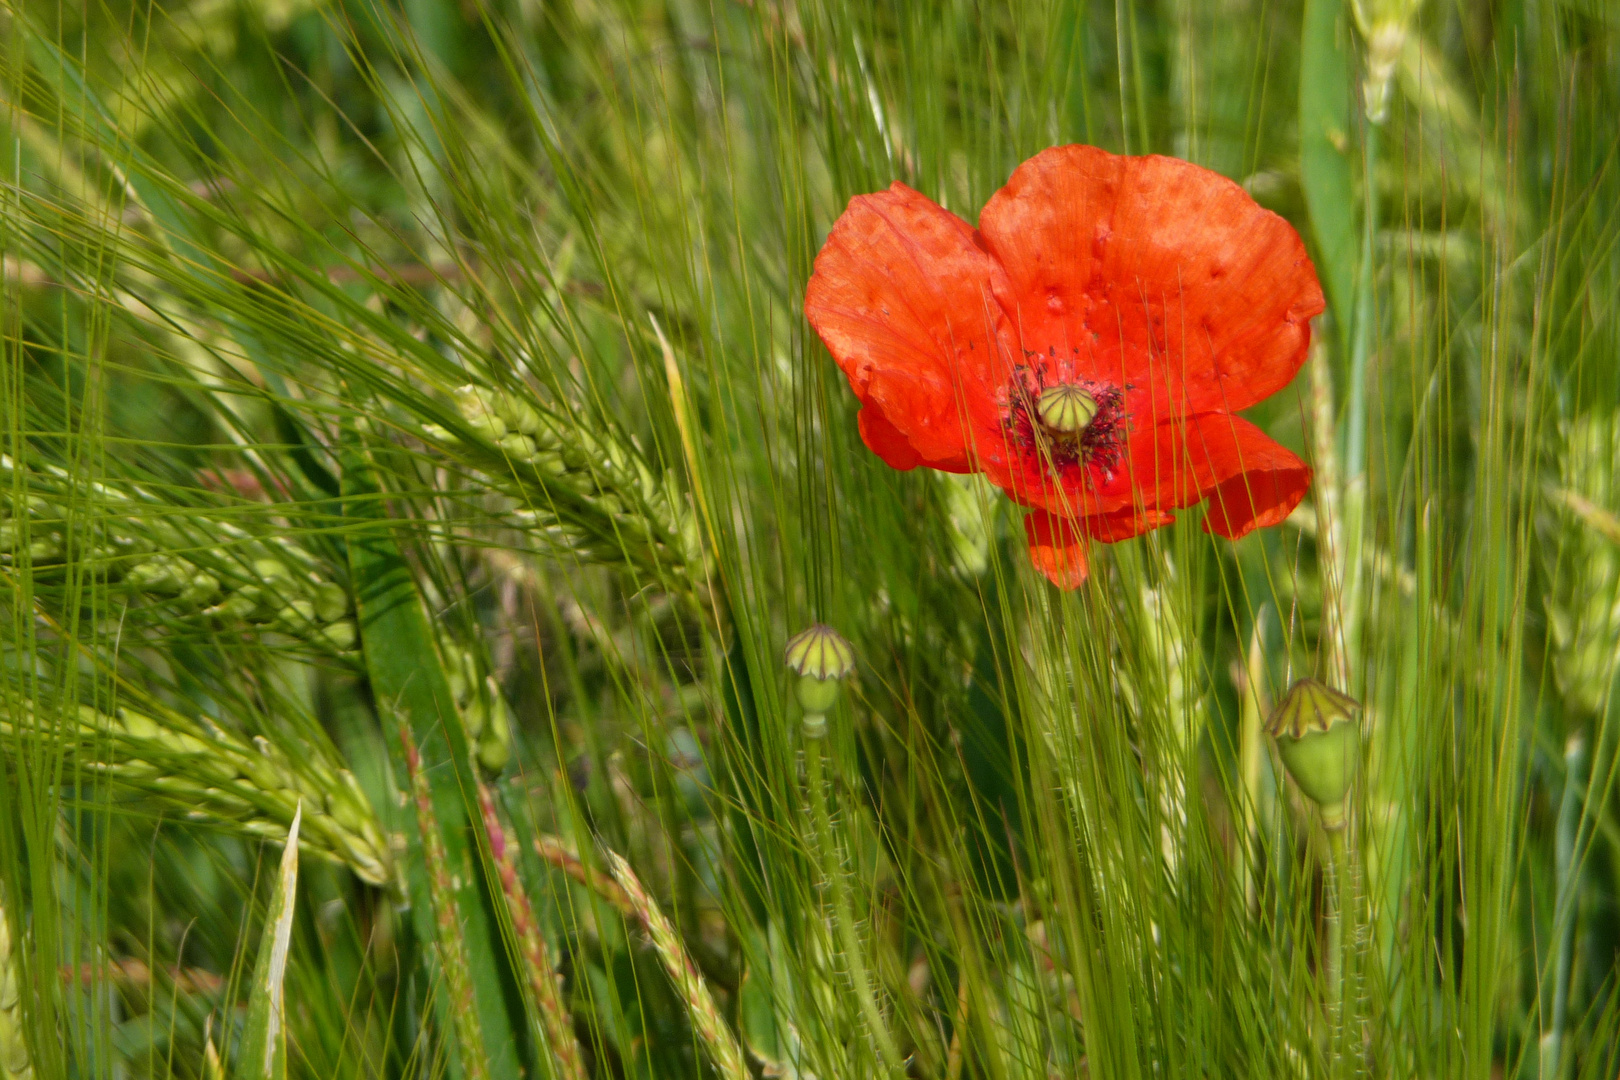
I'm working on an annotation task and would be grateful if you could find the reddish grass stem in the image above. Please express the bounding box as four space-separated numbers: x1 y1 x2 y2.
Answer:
400 729 491 1080
475 783 589 1080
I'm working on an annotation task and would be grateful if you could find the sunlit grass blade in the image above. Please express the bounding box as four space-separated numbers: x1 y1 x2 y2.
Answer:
238 801 302 1080
342 434 527 1078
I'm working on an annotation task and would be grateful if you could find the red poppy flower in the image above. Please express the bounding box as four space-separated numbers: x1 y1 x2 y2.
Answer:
805 144 1324 588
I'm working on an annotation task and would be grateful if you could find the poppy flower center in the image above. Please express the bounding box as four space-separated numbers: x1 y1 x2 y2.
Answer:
1003 366 1127 486
1035 385 1099 434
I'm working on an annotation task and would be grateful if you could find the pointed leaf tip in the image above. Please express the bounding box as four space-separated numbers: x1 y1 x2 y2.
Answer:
242 800 301 1080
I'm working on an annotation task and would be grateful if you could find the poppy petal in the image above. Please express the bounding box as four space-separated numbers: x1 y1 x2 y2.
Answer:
977 145 1324 419
1084 504 1177 543
806 183 1009 469
855 402 974 472
1023 510 1089 589
1186 414 1312 538
1022 504 1178 588
855 403 924 470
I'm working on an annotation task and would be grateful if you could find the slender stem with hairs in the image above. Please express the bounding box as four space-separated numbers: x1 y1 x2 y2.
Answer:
1323 812 1350 1077
802 719 905 1076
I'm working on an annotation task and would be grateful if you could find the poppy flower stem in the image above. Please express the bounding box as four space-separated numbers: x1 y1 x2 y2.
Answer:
1323 814 1350 1077
801 718 906 1076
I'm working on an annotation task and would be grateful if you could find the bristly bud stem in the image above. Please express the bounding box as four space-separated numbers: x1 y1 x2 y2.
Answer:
784 624 902 1074
1265 677 1361 1065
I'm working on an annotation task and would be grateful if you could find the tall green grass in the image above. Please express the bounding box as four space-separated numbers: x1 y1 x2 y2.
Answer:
1 0 1617 1077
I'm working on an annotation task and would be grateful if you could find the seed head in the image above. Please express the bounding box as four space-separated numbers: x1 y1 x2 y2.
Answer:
1265 678 1361 826
1035 384 1100 435
784 623 855 717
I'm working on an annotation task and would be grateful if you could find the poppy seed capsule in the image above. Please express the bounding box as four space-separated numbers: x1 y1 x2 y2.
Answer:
1265 678 1361 827
784 623 855 719
1035 384 1100 435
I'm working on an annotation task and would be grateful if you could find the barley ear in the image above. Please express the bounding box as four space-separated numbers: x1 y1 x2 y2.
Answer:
402 730 492 1080
604 851 749 1080
476 785 588 1080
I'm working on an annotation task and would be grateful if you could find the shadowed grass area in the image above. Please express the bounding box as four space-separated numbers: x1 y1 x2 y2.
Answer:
1 0 1617 1078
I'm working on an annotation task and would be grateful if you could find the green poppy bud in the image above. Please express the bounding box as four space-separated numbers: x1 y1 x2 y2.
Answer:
1035 384 1100 435
1266 678 1362 827
784 623 855 722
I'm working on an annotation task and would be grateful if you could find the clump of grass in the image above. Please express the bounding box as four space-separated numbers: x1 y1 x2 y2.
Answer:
0 0 1615 1078
0 888 31 1080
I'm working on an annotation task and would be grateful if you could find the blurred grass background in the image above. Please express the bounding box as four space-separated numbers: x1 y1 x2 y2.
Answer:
1 0 1618 1077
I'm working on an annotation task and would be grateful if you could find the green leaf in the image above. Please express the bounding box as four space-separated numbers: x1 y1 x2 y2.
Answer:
1299 0 1358 359
341 436 529 1079
238 803 301 1080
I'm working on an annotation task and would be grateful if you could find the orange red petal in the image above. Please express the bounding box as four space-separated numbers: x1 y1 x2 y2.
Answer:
1022 505 1178 589
1023 510 1089 589
806 146 1322 587
804 183 1009 471
1183 414 1312 538
855 403 924 470
977 146 1324 421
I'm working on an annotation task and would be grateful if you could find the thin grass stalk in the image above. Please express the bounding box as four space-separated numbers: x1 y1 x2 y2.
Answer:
943 970 969 1080
1239 614 1268 913
475 784 588 1080
400 728 491 1080
602 851 749 1080
1340 115 1382 688
1541 735 1587 1080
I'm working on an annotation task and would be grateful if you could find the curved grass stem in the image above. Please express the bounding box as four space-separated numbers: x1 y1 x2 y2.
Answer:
1340 118 1380 688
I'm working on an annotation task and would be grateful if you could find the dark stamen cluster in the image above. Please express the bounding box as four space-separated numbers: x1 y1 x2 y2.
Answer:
1003 364 1127 487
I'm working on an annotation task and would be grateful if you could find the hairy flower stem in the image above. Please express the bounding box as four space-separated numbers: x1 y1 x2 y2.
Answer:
1323 813 1350 1077
401 730 491 1080
802 719 905 1076
474 784 588 1080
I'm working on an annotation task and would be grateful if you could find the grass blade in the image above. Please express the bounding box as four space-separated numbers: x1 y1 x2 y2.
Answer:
1298 0 1357 359
342 435 528 1077
238 801 301 1080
